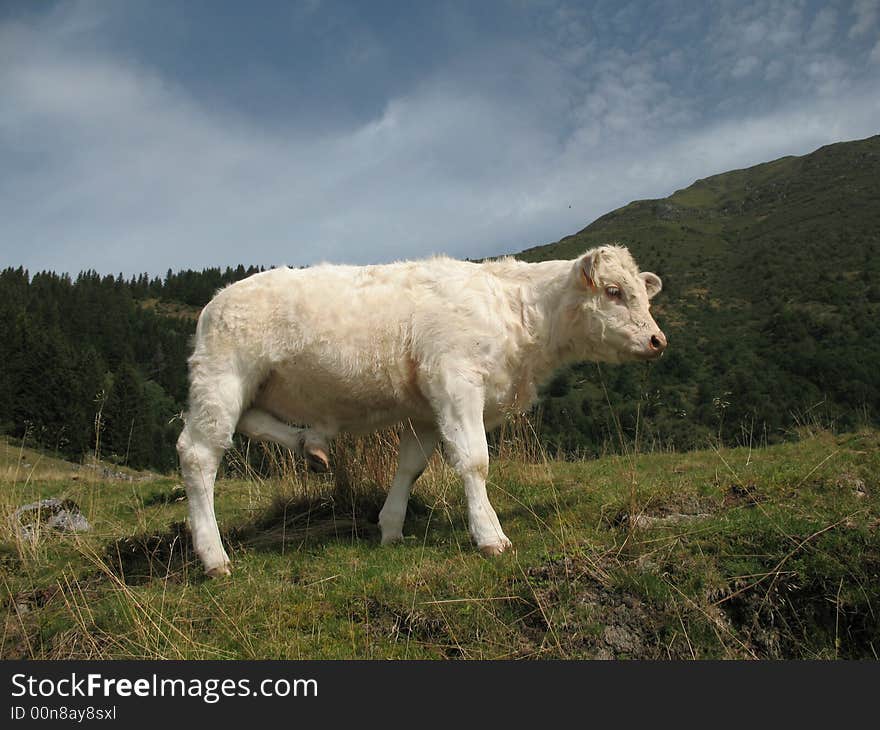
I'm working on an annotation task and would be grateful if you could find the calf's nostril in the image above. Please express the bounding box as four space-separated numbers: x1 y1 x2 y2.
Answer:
650 333 666 351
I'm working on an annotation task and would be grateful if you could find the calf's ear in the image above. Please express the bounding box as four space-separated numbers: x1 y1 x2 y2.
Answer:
641 272 662 299
576 251 600 290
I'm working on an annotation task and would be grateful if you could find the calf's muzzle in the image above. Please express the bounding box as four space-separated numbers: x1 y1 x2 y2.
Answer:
649 331 667 354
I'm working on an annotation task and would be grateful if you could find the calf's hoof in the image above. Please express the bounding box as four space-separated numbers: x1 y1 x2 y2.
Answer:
205 562 232 578
305 446 330 473
479 539 513 557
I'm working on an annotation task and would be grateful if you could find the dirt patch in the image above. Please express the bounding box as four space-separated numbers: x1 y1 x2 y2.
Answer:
718 554 880 659
8 584 61 614
515 555 687 659
722 482 766 508
611 501 714 530
353 598 460 657
104 521 197 585
609 483 766 529
620 512 711 530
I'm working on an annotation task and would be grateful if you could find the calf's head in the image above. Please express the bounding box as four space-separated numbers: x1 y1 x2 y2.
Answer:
567 245 666 363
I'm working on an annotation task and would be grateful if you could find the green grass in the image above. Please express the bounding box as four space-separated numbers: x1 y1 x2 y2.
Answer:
2 430 879 659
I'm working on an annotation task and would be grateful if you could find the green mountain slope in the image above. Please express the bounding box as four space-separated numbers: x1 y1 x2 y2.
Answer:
514 135 880 453
520 135 880 296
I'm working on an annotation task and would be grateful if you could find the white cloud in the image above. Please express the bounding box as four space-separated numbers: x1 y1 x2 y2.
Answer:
849 0 880 38
1 1 879 277
0 30 559 272
807 7 837 50
764 58 786 81
731 55 761 78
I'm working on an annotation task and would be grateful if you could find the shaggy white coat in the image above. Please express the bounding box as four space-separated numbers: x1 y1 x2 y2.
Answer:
177 245 665 575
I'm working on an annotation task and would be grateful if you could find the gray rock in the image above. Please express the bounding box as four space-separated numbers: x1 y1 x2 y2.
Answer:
836 473 867 498
14 498 91 540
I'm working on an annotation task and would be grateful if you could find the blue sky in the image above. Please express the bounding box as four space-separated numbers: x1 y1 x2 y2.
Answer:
1 0 879 276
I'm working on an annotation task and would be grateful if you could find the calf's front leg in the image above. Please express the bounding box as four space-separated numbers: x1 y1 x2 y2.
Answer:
430 380 512 556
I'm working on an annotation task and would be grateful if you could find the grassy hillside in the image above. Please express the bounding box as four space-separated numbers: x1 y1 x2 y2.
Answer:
3 429 878 659
514 135 880 454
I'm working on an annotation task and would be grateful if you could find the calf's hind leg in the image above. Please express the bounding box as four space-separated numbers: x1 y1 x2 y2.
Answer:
177 424 230 576
178 363 264 577
237 408 331 472
379 423 439 544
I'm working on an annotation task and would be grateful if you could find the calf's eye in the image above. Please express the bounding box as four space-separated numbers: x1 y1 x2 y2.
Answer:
605 286 622 300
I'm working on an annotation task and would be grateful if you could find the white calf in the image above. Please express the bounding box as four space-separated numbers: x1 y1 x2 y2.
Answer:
177 245 666 576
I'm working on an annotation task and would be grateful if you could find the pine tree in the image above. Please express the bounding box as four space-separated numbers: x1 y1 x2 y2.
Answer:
102 360 148 467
